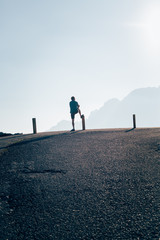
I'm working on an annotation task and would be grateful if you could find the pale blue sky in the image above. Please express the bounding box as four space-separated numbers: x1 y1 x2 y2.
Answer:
1 0 160 133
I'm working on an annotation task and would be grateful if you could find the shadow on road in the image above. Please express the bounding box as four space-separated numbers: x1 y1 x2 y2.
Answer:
8 130 83 148
125 128 135 133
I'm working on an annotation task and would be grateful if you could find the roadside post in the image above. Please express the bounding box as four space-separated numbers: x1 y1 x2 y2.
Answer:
32 118 37 134
81 115 85 130
133 114 136 128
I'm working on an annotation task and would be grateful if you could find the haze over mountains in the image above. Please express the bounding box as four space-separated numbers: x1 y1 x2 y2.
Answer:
50 87 160 131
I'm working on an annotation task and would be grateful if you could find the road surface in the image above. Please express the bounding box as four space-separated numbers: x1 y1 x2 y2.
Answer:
0 128 160 239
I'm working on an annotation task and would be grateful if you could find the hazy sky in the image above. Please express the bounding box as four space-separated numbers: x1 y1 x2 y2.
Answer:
1 0 160 133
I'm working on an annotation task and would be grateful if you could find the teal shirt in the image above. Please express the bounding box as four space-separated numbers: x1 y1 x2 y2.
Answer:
70 100 79 113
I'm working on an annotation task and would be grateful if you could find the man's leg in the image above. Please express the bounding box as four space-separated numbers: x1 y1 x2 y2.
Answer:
78 109 82 118
71 113 75 131
72 118 75 130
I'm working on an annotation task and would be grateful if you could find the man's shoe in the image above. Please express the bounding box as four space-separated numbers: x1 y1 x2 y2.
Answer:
70 129 75 132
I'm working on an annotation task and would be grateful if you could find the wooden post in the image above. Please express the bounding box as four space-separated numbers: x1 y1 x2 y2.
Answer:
32 118 37 134
133 114 136 128
81 115 85 130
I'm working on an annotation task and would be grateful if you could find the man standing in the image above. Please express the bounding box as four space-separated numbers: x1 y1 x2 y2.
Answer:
69 96 81 131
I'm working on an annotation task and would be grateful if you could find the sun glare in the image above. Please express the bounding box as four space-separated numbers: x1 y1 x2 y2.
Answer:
143 4 160 52
125 3 160 54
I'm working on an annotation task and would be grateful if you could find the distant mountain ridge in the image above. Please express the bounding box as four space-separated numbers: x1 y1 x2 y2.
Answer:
50 87 160 131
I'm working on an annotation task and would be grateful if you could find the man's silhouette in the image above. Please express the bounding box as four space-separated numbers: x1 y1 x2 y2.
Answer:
69 96 81 131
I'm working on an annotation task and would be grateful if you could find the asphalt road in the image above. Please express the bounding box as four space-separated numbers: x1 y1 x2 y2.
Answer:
0 129 160 240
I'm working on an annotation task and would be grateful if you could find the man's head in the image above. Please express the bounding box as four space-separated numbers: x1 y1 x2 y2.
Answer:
71 96 75 101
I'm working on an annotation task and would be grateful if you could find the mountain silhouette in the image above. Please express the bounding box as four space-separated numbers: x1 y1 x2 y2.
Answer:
50 87 160 131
